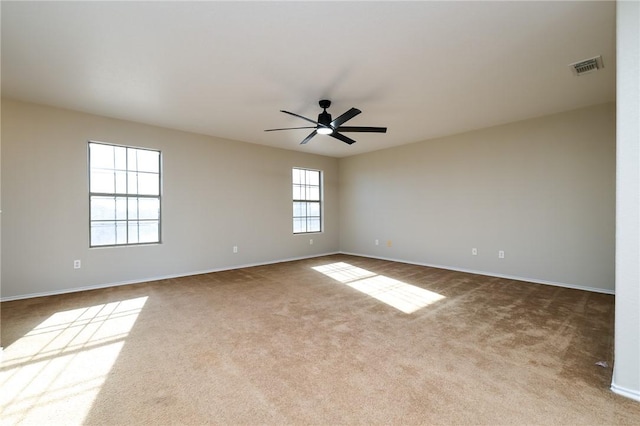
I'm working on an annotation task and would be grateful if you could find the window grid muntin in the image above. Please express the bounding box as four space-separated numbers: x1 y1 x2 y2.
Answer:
292 168 322 234
89 141 162 247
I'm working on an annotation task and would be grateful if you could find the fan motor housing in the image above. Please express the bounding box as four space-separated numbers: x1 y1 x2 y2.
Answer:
318 111 332 127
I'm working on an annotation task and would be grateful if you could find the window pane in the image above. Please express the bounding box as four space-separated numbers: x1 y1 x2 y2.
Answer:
125 221 137 244
307 217 320 232
116 197 127 220
91 221 116 246
293 202 306 217
139 198 160 219
127 171 138 194
293 184 303 200
292 168 301 184
91 196 115 220
138 172 160 196
137 150 160 173
293 218 306 233
307 186 320 201
128 198 139 220
308 202 320 216
90 169 115 193
307 170 319 185
127 148 137 171
90 143 114 169
139 221 159 243
115 221 127 244
114 146 127 170
115 171 127 194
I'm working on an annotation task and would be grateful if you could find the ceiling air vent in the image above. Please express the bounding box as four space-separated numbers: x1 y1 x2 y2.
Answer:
569 56 604 76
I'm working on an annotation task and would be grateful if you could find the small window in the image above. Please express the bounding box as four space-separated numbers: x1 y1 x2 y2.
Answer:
89 142 161 247
292 168 322 234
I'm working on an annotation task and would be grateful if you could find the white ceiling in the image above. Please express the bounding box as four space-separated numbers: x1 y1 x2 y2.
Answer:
1 1 615 158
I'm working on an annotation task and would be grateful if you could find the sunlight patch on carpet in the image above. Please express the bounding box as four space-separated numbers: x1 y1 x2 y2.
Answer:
0 296 147 424
312 262 444 314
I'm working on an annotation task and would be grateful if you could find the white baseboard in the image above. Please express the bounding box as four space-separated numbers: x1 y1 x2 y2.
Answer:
611 382 640 402
339 251 615 295
0 252 340 302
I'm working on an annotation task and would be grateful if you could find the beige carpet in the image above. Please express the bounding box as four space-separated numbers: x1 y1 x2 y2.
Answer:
1 254 639 425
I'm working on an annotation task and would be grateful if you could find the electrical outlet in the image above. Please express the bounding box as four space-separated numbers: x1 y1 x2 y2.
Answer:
73 260 81 269
498 250 505 259
309 239 313 245
233 246 238 253
472 248 478 256
387 240 392 247
375 239 379 246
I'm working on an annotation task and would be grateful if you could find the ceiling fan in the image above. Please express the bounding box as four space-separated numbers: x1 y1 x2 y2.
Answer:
265 99 387 145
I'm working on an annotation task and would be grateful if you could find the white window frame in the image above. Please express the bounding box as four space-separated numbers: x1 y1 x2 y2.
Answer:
88 141 162 247
292 167 322 234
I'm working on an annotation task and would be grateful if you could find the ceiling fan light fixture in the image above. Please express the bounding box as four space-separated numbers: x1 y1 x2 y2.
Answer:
317 127 333 135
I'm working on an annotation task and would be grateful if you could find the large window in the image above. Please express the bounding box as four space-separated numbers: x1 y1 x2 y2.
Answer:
292 167 322 234
89 142 161 247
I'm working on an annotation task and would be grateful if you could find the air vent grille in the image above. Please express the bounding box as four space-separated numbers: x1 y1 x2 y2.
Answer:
570 56 604 76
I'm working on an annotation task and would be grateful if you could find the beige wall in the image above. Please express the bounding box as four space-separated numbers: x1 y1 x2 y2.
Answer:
1 100 617 300
1 99 339 299
339 102 616 292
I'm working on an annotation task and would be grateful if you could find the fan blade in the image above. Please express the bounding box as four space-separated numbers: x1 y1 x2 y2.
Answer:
329 132 357 145
330 107 361 128
336 126 387 133
265 126 317 132
300 130 318 145
281 110 319 126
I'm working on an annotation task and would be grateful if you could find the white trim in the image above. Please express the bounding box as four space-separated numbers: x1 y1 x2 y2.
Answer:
339 252 615 295
611 382 640 402
0 252 340 302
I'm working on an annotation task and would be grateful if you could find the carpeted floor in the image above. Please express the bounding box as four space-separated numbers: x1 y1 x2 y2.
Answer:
2 254 639 425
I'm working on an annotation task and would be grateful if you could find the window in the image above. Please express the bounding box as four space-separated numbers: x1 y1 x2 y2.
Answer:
89 142 161 247
292 167 322 233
